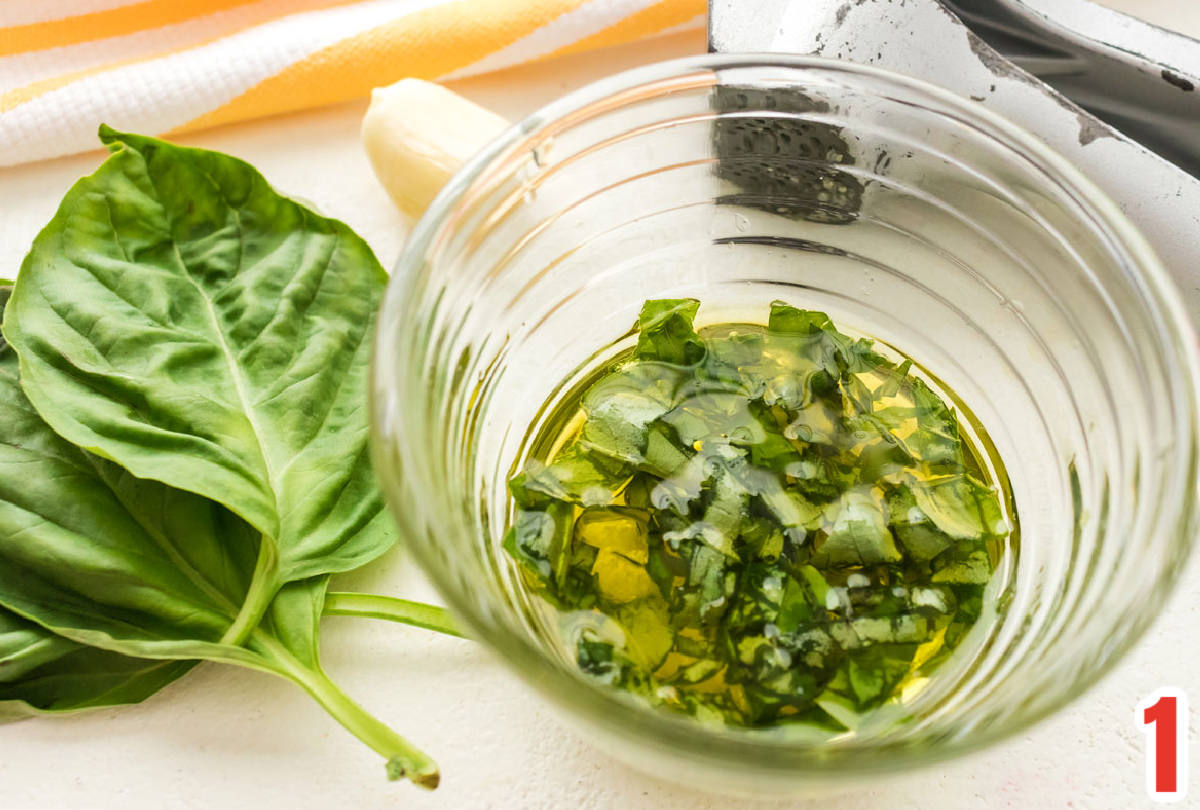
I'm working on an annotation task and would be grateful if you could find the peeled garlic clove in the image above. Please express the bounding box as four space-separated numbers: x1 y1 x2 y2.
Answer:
361 78 509 218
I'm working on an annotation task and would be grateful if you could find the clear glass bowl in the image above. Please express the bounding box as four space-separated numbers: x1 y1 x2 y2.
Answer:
371 55 1200 795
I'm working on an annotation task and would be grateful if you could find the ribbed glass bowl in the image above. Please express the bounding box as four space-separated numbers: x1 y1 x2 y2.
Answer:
370 55 1200 795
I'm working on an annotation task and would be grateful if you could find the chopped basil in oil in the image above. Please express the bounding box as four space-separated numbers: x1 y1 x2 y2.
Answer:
504 299 1013 729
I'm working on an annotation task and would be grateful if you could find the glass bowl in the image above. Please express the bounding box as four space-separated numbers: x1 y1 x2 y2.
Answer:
370 55 1200 795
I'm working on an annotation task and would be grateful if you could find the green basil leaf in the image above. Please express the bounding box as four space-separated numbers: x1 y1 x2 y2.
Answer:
782 393 843 447
887 486 955 561
845 645 916 708
702 329 765 394
931 548 994 584
641 425 691 478
0 608 193 722
0 388 432 787
618 607 673 674
907 473 1006 540
740 516 785 561
580 361 682 465
906 378 964 467
0 610 80 684
841 373 876 415
812 490 902 566
576 635 626 685
876 359 913 399
0 386 436 782
0 287 265 662
828 614 931 648
662 392 766 447
842 339 890 374
746 402 801 472
681 543 734 624
755 482 821 537
510 446 624 508
648 447 707 514
503 502 573 588
767 301 888 381
767 302 837 336
767 301 850 379
634 299 706 365
0 284 198 720
2 128 395 624
0 297 356 743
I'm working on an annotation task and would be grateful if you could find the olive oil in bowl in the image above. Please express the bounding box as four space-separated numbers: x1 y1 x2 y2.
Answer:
503 299 1016 733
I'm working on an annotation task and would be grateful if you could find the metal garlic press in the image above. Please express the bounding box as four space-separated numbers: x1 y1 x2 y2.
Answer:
708 0 1200 324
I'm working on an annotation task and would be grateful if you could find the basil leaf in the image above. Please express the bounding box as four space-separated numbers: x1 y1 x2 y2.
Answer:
905 378 964 467
0 610 79 684
745 402 800 472
613 601 673 671
576 635 626 685
510 447 624 508
648 448 707 514
699 466 750 554
0 285 196 720
931 548 993 584
580 362 682 466
828 614 931 648
678 543 734 624
845 645 917 707
662 392 766 447
702 329 765 393
887 486 955 561
503 502 573 588
812 490 902 566
2 128 395 634
634 299 706 365
767 301 851 379
0 294 264 660
908 473 1006 540
767 301 891 390
641 425 691 478
768 302 837 335
0 608 193 722
0 383 436 782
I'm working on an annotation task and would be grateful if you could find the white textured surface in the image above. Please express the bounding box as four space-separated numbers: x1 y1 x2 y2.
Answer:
0 15 1197 810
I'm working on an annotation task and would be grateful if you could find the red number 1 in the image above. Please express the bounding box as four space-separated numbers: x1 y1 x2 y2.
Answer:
1138 687 1188 802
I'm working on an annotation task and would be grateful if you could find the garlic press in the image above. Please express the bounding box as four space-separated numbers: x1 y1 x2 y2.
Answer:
709 0 1200 325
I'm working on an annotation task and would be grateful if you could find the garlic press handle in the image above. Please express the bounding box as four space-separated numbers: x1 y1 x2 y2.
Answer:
943 0 1200 177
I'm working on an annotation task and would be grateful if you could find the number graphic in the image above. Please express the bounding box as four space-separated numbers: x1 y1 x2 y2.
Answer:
1138 687 1188 802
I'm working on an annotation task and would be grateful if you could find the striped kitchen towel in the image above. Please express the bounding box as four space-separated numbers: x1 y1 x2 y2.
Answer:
0 0 705 166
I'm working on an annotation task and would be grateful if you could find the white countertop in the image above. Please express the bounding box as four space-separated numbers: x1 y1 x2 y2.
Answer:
1 9 1197 810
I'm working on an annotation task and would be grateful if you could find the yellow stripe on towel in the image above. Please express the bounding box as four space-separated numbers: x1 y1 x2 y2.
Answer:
542 0 704 60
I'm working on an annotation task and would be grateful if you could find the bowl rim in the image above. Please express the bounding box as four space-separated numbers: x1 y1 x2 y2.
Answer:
376 52 1200 780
